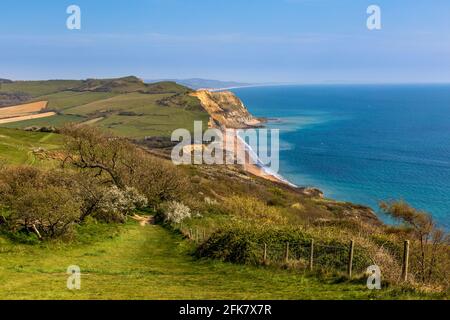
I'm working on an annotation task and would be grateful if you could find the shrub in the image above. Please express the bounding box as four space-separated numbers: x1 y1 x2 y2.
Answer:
95 186 147 222
197 225 371 271
130 157 190 208
223 196 287 225
7 186 81 239
162 201 191 224
380 200 450 287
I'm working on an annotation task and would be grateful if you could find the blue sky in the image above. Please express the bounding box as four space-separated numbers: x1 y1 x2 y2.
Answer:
1 0 449 83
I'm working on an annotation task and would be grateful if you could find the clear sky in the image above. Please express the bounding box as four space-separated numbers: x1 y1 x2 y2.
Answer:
1 0 449 83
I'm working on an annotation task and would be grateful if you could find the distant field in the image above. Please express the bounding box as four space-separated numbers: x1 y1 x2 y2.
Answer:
0 101 48 118
0 80 82 97
0 112 56 124
0 127 63 165
96 110 208 138
0 78 209 138
1 114 86 129
35 91 117 111
64 92 171 115
62 92 209 137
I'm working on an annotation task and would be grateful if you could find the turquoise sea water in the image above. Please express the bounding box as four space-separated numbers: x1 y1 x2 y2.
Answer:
231 85 450 229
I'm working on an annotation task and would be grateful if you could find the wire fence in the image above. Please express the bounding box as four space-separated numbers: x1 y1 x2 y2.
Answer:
177 224 365 276
176 224 449 286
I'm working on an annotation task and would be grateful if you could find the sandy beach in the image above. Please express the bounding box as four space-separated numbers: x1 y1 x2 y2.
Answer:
223 129 294 186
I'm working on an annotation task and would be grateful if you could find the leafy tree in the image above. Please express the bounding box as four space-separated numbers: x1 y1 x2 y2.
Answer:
0 167 81 239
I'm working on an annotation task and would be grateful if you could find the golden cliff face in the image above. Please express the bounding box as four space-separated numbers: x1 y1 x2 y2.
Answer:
191 90 263 129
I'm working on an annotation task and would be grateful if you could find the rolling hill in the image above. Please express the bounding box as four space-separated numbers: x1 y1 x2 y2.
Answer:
146 78 253 90
0 76 209 138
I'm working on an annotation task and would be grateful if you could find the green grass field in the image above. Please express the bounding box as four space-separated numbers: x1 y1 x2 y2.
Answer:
34 91 118 111
64 92 172 115
1 115 86 130
60 92 208 137
0 80 82 97
0 221 431 300
0 127 64 165
1 78 209 138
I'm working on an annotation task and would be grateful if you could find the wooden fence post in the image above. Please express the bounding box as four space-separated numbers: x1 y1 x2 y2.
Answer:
189 228 193 240
202 229 206 241
263 243 267 264
402 240 410 282
195 228 199 243
285 242 289 263
309 239 314 271
348 240 354 278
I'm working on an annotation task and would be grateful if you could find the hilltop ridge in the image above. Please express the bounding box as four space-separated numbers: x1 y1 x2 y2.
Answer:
74 76 191 94
146 78 252 90
0 76 191 99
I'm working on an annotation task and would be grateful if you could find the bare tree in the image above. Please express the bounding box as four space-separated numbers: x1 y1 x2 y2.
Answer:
62 124 140 189
380 200 449 284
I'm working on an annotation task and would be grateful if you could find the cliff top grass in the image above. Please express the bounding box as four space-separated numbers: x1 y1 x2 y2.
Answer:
0 220 438 300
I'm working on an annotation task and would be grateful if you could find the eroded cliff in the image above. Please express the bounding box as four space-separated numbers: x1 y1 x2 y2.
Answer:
191 90 264 129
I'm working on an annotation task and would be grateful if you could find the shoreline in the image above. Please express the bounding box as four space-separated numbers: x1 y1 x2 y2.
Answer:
223 129 297 187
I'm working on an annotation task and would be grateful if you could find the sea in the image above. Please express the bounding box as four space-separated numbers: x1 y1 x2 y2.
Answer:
231 84 450 229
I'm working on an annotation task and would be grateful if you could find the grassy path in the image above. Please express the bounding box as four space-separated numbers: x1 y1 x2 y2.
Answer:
0 223 426 299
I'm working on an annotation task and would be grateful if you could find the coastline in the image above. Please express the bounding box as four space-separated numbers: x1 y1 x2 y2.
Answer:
234 133 298 187
193 88 298 188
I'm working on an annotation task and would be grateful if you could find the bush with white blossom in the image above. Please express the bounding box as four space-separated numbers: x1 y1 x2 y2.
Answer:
163 201 191 223
96 186 148 222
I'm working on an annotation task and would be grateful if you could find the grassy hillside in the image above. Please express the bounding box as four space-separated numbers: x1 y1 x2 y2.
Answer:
0 221 432 300
0 126 447 300
72 77 190 94
0 77 208 138
0 87 447 300
0 127 63 165
2 115 86 129
35 91 118 112
0 80 83 97
0 77 190 97
64 92 172 115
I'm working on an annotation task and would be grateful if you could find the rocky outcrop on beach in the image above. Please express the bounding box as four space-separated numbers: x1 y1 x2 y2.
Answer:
191 90 264 129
